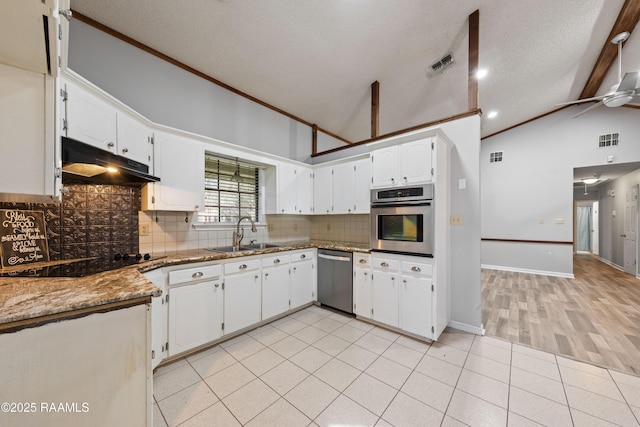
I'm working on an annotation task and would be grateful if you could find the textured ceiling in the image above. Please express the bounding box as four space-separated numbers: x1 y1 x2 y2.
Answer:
70 0 639 142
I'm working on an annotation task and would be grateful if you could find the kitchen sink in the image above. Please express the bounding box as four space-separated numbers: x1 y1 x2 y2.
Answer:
206 243 280 253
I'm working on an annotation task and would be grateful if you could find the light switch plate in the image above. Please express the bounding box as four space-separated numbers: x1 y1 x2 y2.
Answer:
139 223 150 236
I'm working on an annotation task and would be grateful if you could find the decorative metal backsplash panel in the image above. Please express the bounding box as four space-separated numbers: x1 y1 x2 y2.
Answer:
0 184 140 261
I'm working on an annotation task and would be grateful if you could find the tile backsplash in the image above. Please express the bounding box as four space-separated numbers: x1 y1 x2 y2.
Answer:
0 184 140 261
139 212 369 255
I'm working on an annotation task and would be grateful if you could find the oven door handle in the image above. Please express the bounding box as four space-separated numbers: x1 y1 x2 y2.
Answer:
371 201 432 208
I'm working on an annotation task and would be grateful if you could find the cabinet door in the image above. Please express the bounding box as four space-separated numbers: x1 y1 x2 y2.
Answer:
146 269 167 369
313 166 332 214
354 268 372 318
144 131 204 211
65 79 118 154
332 162 355 214
0 64 57 197
168 280 222 356
400 276 433 338
354 158 371 213
371 146 399 188
400 139 433 184
291 260 314 308
278 162 297 214
224 271 261 334
262 263 291 319
295 166 314 214
371 270 399 327
116 113 152 167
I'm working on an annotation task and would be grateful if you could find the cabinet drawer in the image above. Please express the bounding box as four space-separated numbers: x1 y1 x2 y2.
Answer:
354 253 371 268
224 258 261 274
262 253 290 267
371 256 399 271
290 250 314 263
169 264 222 285
401 260 433 276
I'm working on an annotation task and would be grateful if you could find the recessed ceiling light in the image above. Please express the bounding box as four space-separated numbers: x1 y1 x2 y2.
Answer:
476 68 488 79
487 111 498 119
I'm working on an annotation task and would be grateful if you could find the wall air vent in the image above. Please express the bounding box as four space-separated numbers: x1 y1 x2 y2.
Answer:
489 151 503 163
431 54 454 73
598 133 619 148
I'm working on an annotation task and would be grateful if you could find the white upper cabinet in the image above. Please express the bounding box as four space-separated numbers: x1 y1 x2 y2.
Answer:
295 166 314 215
142 130 204 211
353 158 371 213
313 166 332 214
0 64 58 200
64 79 117 154
371 138 433 188
332 162 355 214
63 78 153 167
266 161 314 215
0 0 63 76
313 156 370 215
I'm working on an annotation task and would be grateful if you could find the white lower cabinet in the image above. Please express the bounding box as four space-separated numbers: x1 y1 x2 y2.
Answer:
371 270 400 328
361 253 439 340
223 258 262 335
262 254 291 320
167 264 223 356
353 253 372 318
290 250 315 308
145 269 167 370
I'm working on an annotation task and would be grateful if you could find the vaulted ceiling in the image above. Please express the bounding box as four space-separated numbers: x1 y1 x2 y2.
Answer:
71 0 640 143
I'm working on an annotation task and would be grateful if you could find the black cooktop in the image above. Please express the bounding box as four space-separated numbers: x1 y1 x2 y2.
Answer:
0 253 164 278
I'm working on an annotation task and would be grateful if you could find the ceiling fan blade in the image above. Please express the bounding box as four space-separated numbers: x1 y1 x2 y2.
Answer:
554 96 605 107
617 71 639 91
571 100 603 118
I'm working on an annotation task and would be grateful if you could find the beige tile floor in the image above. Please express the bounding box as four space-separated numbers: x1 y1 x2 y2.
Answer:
153 305 640 426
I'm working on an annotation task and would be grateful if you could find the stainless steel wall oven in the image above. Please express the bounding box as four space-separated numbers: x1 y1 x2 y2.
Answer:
370 184 434 256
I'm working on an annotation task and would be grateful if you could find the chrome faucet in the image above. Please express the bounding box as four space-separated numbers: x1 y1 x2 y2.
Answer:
233 216 257 248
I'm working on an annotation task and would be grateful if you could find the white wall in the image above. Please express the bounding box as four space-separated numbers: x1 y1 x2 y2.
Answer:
68 20 316 163
597 168 640 269
481 105 640 276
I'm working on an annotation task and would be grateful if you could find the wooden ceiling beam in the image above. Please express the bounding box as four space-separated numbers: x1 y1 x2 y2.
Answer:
468 10 480 111
579 0 640 99
371 81 380 138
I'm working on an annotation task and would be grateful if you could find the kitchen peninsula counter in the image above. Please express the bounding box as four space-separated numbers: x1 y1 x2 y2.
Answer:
0 240 368 331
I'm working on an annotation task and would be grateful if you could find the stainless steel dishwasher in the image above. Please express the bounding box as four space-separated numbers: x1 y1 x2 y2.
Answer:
317 249 353 314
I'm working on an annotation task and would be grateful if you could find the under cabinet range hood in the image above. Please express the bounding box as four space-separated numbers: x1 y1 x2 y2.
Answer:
61 137 160 184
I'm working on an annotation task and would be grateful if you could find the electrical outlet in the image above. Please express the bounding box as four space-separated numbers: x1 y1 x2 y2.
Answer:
450 215 462 225
139 223 150 236
293 223 298 231
555 218 564 224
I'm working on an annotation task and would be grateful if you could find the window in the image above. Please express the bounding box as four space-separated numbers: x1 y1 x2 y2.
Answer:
198 154 260 224
598 133 619 148
489 151 503 163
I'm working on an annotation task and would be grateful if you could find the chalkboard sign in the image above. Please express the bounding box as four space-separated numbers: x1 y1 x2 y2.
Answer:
0 209 50 268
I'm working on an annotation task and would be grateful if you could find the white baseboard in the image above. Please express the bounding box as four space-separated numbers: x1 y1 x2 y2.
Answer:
481 264 574 279
596 256 624 271
447 321 484 336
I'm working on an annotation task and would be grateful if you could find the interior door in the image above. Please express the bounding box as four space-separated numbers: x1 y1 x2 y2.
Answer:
592 201 599 256
623 185 638 275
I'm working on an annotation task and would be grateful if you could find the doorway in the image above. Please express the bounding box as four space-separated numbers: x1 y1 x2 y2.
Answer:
575 200 599 254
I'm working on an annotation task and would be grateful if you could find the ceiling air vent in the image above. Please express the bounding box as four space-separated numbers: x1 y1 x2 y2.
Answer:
431 54 454 73
598 132 619 148
489 151 503 163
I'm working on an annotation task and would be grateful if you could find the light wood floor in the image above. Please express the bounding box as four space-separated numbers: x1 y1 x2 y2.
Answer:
482 253 640 375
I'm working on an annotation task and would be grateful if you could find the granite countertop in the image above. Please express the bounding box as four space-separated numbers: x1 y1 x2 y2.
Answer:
0 240 369 328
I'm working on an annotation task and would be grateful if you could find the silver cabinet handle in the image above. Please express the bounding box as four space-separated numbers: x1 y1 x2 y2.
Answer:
300 254 306 259
239 264 247 270
122 148 129 153
107 142 115 148
391 277 395 281
254 275 259 279
411 266 421 272
214 283 219 288
273 259 280 264
192 271 203 278
293 267 297 271
363 272 368 276
403 279 407 283
380 262 389 267
359 259 367 264
265 273 269 277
